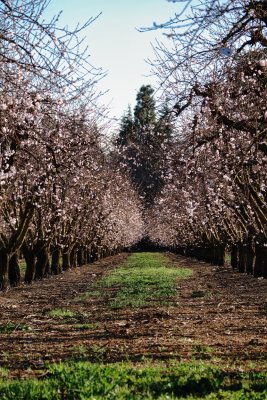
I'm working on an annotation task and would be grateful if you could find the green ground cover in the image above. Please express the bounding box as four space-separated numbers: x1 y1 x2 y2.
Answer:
0 323 29 334
2 253 266 399
0 360 266 399
91 252 192 308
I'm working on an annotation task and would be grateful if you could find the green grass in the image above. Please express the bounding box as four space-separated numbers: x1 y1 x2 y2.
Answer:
0 323 29 333
225 253 231 263
73 290 101 302
0 368 8 379
48 309 98 330
0 360 266 399
19 259 27 274
48 308 77 319
97 252 192 308
74 323 99 331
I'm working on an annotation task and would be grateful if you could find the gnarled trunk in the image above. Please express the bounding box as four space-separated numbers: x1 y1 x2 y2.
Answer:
254 244 267 278
22 245 36 284
51 246 62 275
85 248 91 264
245 243 254 275
90 246 98 263
35 245 50 280
70 248 77 268
77 247 85 266
0 250 10 291
238 243 246 273
214 244 225 266
9 252 21 287
231 245 238 269
62 252 70 271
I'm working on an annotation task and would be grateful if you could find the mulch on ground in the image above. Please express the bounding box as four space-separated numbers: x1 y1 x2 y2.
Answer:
0 252 266 377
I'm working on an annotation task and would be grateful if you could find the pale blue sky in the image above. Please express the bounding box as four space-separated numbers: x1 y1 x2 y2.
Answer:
46 1 178 120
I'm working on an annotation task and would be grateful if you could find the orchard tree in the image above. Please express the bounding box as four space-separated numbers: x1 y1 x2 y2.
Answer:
0 0 144 290
145 0 267 277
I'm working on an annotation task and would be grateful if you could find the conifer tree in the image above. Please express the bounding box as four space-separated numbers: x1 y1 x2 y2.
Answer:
134 85 156 131
116 106 134 148
115 85 173 205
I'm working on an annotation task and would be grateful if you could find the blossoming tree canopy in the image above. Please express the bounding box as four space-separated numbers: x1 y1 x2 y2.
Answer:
145 0 267 277
0 0 144 290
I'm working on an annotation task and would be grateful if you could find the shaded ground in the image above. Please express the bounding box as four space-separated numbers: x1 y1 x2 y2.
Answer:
0 252 266 377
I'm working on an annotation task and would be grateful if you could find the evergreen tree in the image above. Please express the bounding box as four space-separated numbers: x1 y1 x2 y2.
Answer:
116 106 134 148
134 85 156 131
115 85 174 206
157 99 175 143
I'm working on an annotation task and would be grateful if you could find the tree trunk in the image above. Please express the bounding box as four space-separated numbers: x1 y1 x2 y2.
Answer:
70 248 77 268
231 244 238 269
214 244 225 266
238 243 246 273
44 251 51 277
51 246 62 275
8 252 21 287
0 250 10 291
262 247 267 278
77 248 85 266
62 252 70 271
35 245 50 280
245 243 254 275
211 246 217 265
254 244 267 278
21 244 36 284
85 248 91 264
90 246 97 263
24 253 36 284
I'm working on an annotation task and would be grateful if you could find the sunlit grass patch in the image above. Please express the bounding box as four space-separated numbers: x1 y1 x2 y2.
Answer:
48 308 76 319
0 368 8 379
99 252 192 308
74 323 99 331
0 360 266 399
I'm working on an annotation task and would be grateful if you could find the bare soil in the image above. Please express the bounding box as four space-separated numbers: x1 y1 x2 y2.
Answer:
0 252 266 377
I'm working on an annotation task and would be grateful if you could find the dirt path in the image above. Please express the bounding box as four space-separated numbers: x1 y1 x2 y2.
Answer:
0 252 266 376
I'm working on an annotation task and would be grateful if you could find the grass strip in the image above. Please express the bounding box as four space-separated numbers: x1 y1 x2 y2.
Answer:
98 252 192 308
0 361 266 399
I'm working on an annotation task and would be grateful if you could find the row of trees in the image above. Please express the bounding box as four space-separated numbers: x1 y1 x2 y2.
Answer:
0 0 144 290
146 0 267 277
2 0 266 291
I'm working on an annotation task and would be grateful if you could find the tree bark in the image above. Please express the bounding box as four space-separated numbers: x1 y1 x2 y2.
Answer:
8 252 21 286
51 246 61 275
0 250 10 291
62 252 70 271
22 245 36 284
245 243 254 275
231 244 238 269
90 246 97 263
238 243 246 273
77 248 85 266
35 245 50 280
70 247 77 268
85 248 91 264
24 253 36 284
254 244 267 278
216 244 225 266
